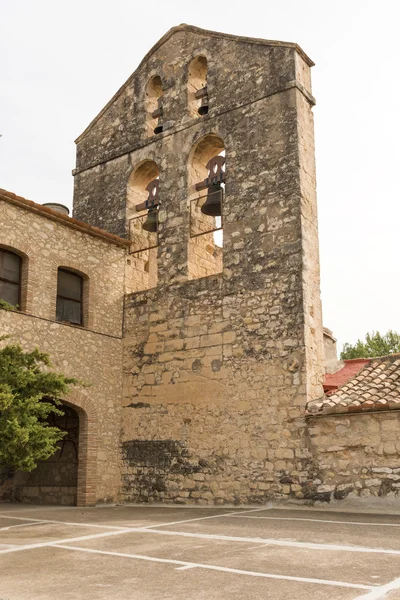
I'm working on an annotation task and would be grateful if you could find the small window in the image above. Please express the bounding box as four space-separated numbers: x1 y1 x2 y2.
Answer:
56 269 83 325
0 249 21 307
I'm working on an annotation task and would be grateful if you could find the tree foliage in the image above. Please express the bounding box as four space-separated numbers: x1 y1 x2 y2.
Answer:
340 330 400 360
0 299 16 311
0 337 78 472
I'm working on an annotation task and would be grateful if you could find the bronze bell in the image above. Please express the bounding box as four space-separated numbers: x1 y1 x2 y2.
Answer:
142 206 158 233
198 96 209 116
152 97 164 134
201 183 222 217
195 87 209 116
142 179 159 232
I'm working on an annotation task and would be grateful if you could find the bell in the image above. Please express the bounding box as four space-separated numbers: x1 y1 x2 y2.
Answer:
195 87 209 116
198 95 209 116
152 97 164 134
201 183 222 217
142 206 158 233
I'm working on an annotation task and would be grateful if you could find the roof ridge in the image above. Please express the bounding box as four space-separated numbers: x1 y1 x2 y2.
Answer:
0 188 130 248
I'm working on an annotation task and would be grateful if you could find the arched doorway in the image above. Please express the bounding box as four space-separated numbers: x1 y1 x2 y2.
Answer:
13 404 79 505
12 393 98 507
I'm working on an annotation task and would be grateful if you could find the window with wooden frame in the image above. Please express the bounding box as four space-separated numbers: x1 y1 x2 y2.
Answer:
0 249 22 307
56 269 83 326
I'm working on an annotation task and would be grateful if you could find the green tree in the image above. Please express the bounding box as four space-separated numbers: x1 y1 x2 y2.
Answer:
0 337 78 481
340 330 400 360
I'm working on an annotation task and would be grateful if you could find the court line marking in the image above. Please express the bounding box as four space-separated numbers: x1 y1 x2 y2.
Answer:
0 507 268 533
144 507 270 529
354 576 400 599
0 521 45 532
53 544 374 591
0 515 129 530
0 527 134 555
138 528 400 555
228 515 400 528
0 508 268 555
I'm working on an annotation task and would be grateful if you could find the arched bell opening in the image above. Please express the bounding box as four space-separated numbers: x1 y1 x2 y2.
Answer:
12 403 80 506
126 160 159 291
188 56 208 119
187 134 225 280
145 76 164 138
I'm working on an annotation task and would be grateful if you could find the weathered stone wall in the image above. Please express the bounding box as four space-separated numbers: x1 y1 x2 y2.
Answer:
0 197 127 505
306 412 400 501
1 27 328 508
121 266 323 504
73 26 315 239
0 197 126 335
70 26 326 505
296 83 325 399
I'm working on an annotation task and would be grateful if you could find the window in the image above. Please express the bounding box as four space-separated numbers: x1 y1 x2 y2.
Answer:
0 249 21 306
56 269 83 325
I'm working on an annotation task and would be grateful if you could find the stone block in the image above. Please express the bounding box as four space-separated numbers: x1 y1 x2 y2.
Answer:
200 334 223 347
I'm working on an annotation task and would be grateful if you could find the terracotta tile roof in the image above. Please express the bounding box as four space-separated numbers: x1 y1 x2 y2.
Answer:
0 189 130 248
323 359 370 394
308 354 400 415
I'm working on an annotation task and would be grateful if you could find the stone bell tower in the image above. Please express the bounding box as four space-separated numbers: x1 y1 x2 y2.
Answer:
73 25 325 504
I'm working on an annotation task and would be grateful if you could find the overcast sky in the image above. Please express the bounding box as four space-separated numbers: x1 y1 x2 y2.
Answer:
1 0 399 352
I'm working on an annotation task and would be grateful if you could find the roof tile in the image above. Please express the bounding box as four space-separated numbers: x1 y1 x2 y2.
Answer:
310 354 400 415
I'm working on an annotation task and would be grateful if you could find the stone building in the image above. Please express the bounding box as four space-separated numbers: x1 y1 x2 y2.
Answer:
1 25 399 507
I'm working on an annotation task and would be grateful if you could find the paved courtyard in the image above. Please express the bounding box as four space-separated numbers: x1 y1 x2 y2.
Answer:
1 504 400 599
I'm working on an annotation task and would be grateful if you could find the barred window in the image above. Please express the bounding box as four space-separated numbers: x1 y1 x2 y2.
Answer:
56 269 83 325
0 249 21 307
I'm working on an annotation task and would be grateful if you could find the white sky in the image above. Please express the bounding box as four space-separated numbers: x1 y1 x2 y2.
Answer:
1 0 399 352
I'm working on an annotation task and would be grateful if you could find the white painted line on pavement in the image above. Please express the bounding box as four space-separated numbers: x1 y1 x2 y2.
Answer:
0 507 269 555
0 507 268 534
53 544 374 591
0 514 128 530
139 528 400 555
228 515 400 527
144 507 270 529
0 527 134 555
354 576 400 599
0 521 44 532
0 515 53 523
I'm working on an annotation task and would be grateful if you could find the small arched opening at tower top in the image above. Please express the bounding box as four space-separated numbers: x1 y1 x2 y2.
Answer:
187 134 225 280
188 56 209 119
126 160 159 291
145 76 164 138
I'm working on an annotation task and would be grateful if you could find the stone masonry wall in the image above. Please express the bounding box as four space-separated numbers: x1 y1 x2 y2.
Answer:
306 412 400 502
0 197 127 505
121 273 322 505
72 27 325 505
73 26 314 239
